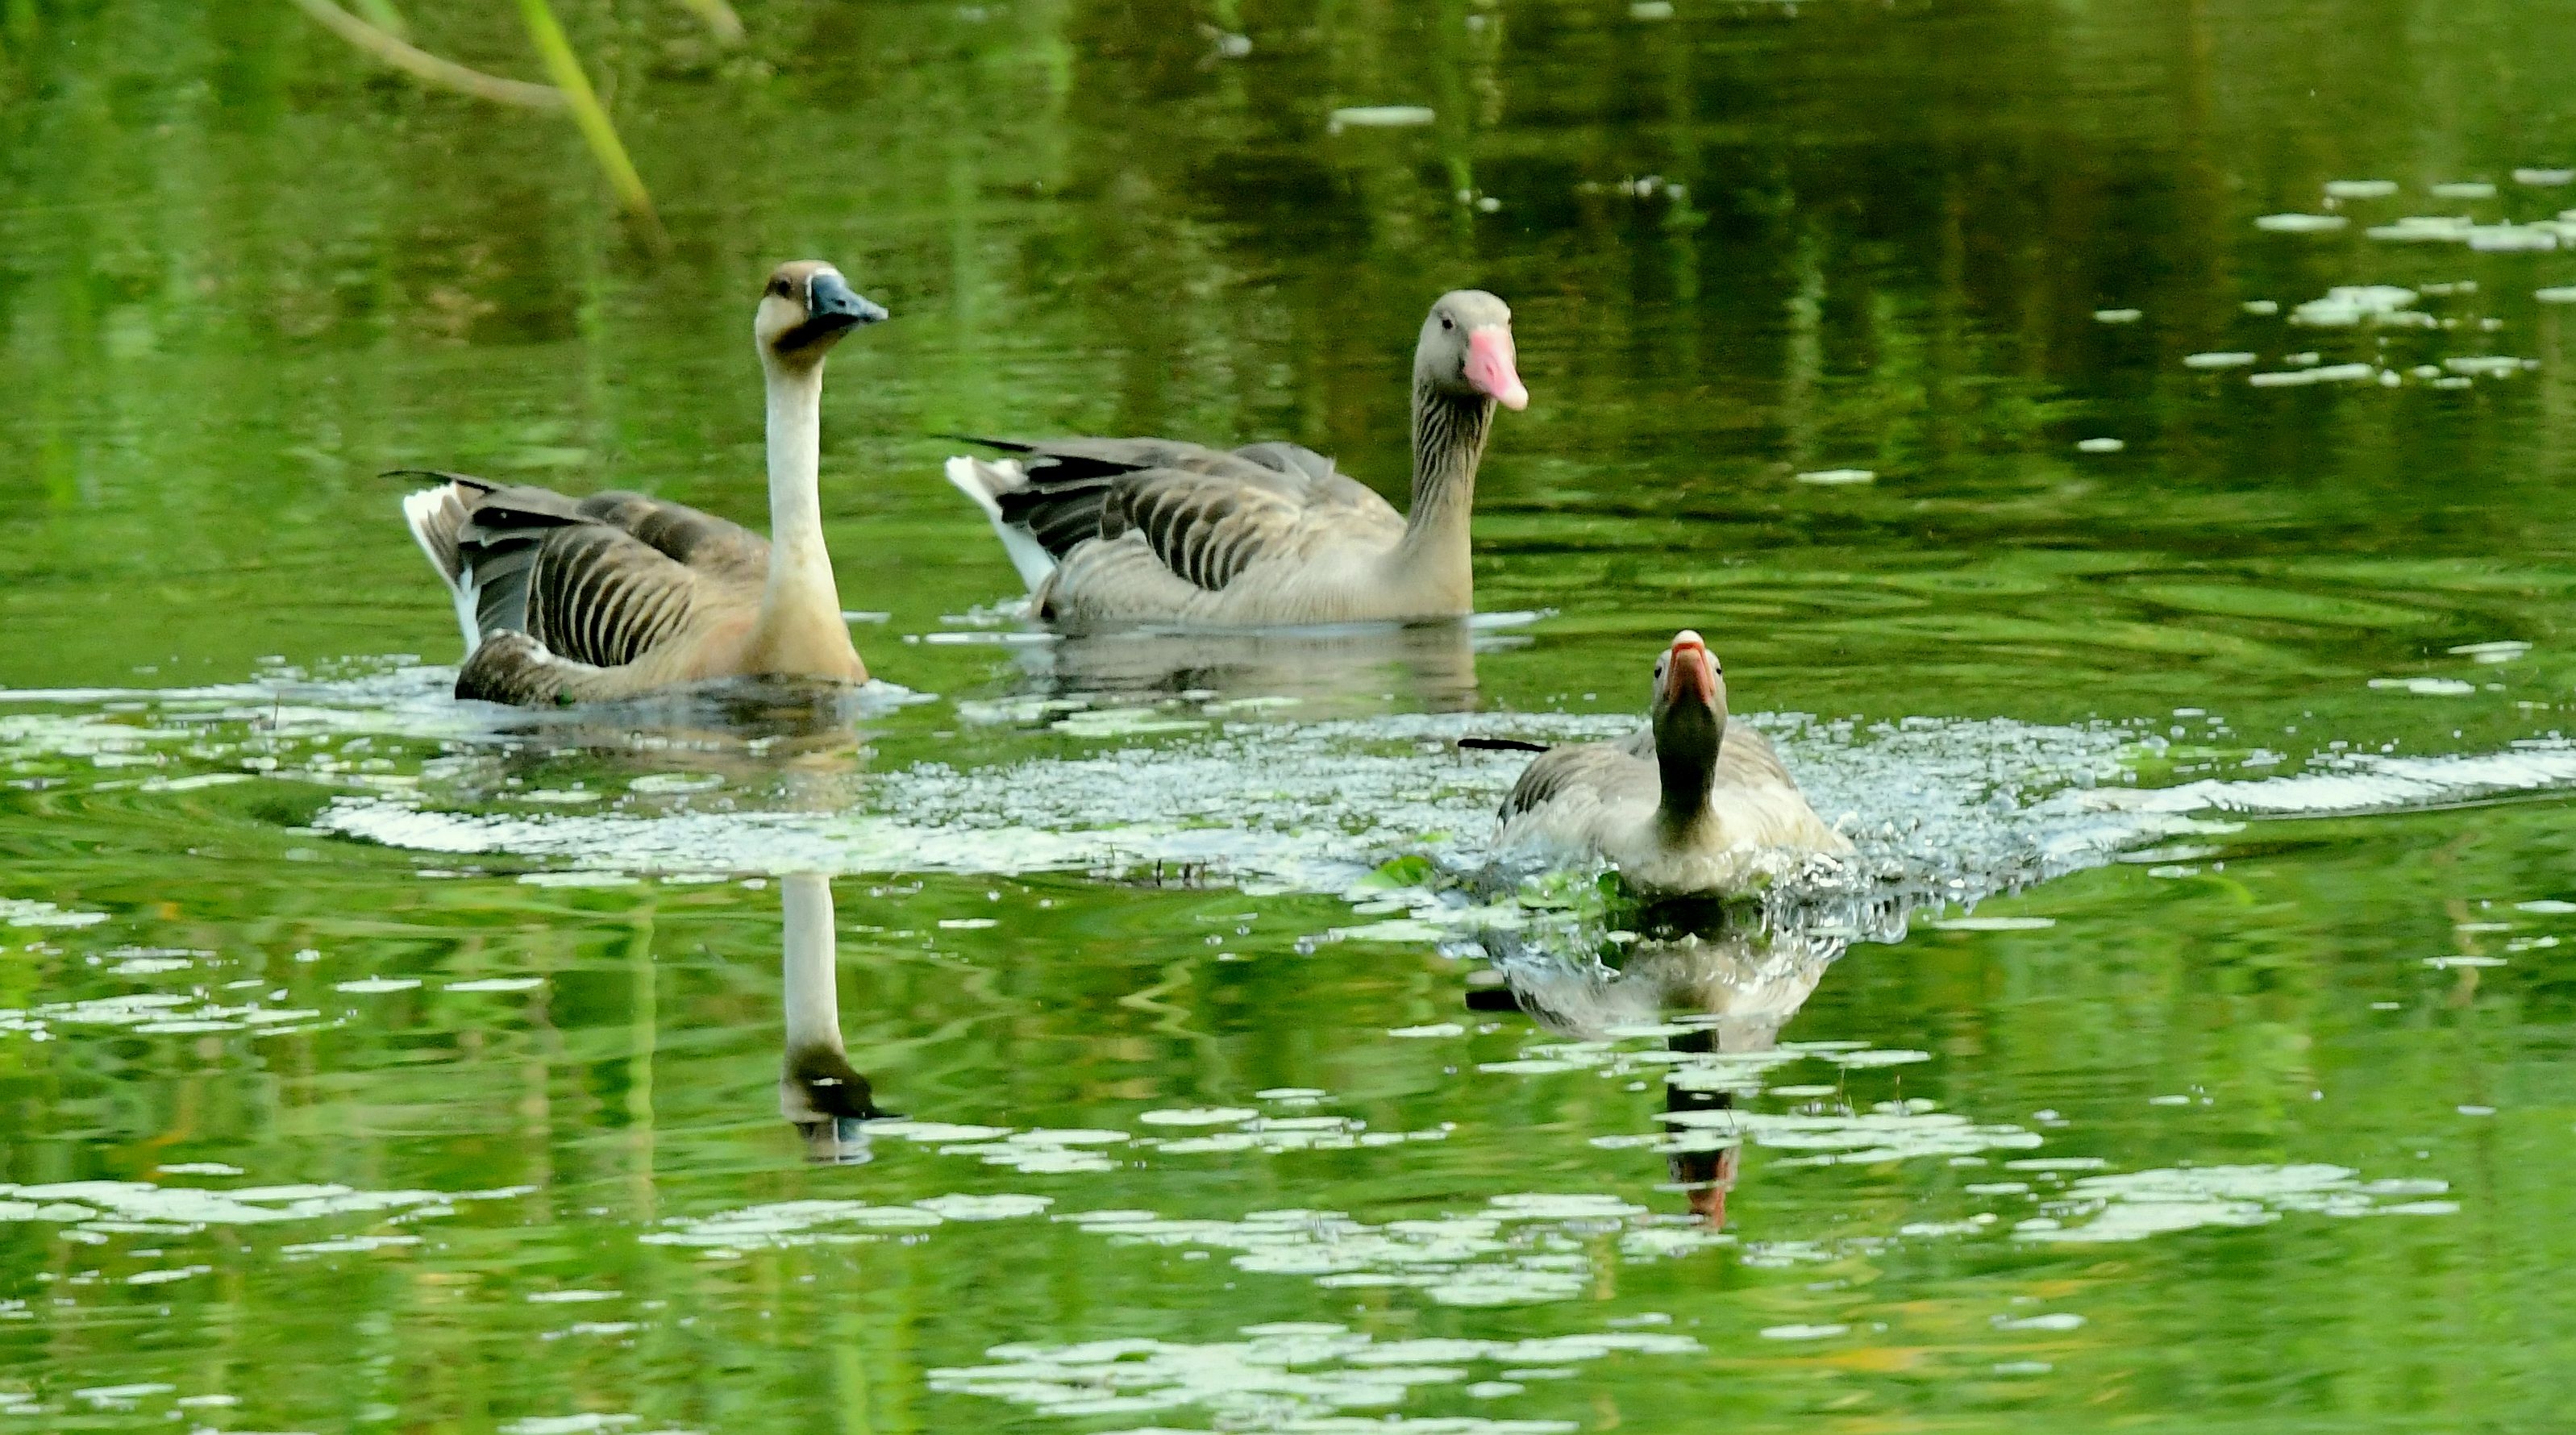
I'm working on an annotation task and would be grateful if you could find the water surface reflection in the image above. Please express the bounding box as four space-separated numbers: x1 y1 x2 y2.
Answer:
993 615 1517 713
778 872 890 1163
1478 909 1846 1229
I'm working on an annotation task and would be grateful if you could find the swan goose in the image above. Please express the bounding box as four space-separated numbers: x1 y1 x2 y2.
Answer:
942 289 1526 629
401 260 887 705
1495 631 1852 894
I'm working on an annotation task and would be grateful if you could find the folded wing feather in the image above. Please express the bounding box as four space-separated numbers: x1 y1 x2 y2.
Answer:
956 436 1397 592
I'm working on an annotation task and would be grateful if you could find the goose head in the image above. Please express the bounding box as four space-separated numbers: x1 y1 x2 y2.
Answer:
1415 289 1528 410
1650 630 1727 824
755 260 888 370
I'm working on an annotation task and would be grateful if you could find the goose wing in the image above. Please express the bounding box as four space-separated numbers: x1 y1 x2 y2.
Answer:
1497 729 1658 823
409 472 763 670
1102 460 1392 592
954 437 1392 588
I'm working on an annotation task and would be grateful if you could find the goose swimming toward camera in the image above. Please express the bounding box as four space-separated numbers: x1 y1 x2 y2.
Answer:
1494 631 1852 894
941 289 1527 629
400 260 888 705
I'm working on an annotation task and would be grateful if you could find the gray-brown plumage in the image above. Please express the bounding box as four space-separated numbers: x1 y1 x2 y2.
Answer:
943 290 1529 629
401 260 887 705
1496 631 1851 894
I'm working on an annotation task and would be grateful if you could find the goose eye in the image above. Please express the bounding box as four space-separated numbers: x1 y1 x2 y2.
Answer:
768 279 790 297
1440 315 1455 331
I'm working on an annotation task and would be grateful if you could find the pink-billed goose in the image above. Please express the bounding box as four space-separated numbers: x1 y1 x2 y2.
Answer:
400 260 888 705
1495 631 1851 894
942 289 1527 629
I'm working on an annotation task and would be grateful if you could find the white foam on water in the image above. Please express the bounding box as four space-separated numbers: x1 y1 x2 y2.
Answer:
2079 740 2576 817
2016 1165 2455 1242
1138 1108 1260 1126
2249 363 2381 387
0 899 110 930
1655 1104 2042 1166
2324 179 2398 198
1328 106 1435 131
2289 285 2418 325
642 1199 978 1250
1794 468 1875 485
1055 1196 1727 1309
0 1179 526 1235
930 1320 1696 1433
2468 225 2559 251
0 992 329 1041
21 676 2576 976
2253 214 2346 233
306 709 2186 925
500 1418 643 1435
2365 216 2474 242
2445 356 2534 376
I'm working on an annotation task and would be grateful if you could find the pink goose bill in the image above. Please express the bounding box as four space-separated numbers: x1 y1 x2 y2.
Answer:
1465 326 1529 410
1662 630 1718 703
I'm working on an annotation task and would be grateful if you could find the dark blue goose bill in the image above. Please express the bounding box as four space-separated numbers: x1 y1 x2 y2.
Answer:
786 272 888 347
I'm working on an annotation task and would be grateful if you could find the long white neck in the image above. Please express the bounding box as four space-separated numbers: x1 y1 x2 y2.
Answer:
780 873 843 1058
759 359 841 622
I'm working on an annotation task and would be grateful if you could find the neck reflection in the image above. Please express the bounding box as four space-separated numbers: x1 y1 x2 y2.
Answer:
779 872 890 1163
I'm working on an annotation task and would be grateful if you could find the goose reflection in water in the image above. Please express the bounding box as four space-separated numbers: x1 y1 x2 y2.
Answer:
1472 910 1845 1229
997 616 1522 715
779 872 893 1163
456 676 878 805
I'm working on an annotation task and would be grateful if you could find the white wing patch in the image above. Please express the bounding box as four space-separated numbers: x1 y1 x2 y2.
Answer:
400 485 481 654
943 455 1058 593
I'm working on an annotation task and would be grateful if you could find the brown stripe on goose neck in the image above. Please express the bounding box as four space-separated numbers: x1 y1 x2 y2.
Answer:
1406 379 1496 518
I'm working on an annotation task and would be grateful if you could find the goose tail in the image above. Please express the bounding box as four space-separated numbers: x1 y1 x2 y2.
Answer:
399 480 482 653
943 455 1059 594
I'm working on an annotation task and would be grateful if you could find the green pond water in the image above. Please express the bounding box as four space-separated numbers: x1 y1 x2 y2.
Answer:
8 0 2576 1429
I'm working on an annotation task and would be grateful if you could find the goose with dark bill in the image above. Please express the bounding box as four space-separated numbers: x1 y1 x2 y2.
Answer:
1494 631 1852 894
400 260 888 705
942 289 1527 628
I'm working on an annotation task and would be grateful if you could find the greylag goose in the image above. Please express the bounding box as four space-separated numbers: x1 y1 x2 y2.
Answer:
941 289 1527 628
1494 631 1851 893
400 260 888 705
780 872 888 1156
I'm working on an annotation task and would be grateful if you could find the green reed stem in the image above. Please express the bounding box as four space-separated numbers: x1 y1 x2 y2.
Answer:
516 0 656 222
289 0 564 109
348 0 407 40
